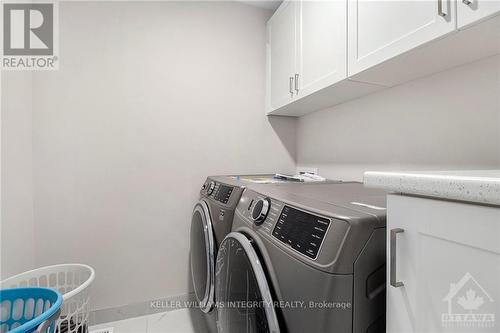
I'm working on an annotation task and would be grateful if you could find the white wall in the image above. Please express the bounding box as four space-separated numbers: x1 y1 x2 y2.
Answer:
1 72 35 279
28 1 295 310
297 55 500 181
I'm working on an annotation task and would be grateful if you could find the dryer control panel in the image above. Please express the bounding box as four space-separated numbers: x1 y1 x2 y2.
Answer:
273 206 330 259
240 195 283 235
237 190 331 261
234 185 385 274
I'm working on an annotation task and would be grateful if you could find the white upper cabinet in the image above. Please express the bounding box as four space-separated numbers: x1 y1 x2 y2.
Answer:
266 0 499 116
267 1 297 111
267 0 359 115
296 0 347 99
458 0 500 28
348 0 457 76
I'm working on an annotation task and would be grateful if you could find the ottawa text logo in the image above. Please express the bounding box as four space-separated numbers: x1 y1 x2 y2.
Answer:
442 272 495 329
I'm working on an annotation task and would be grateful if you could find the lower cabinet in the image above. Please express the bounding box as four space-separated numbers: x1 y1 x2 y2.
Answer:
387 194 500 333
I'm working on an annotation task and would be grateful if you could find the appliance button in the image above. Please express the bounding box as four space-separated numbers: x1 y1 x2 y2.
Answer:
207 181 216 195
252 198 271 225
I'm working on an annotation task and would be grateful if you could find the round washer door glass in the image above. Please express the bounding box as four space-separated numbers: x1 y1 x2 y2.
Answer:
190 200 215 313
216 232 280 333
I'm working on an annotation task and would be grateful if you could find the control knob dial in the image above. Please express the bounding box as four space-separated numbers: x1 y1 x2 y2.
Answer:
207 181 216 195
252 198 271 225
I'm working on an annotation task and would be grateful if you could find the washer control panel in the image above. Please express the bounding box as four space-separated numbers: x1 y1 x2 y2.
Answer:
203 180 234 204
272 205 330 260
214 184 233 204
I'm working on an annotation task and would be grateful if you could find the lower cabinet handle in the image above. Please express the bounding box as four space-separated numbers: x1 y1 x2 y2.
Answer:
438 0 447 17
289 77 294 97
294 73 299 93
462 0 472 5
390 228 405 288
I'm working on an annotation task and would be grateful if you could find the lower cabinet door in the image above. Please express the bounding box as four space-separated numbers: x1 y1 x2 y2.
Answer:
387 194 500 333
387 195 419 333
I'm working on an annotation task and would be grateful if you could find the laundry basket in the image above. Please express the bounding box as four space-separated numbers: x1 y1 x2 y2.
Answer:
0 265 95 333
0 287 62 333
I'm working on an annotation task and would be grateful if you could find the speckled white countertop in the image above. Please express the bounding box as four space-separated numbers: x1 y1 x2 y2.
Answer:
364 170 500 206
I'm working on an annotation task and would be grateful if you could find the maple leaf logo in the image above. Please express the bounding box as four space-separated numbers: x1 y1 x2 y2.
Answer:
457 289 484 311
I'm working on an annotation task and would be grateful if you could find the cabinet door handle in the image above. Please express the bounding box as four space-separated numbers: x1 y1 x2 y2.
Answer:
462 0 472 5
294 73 299 93
390 228 405 288
438 0 447 17
289 76 294 97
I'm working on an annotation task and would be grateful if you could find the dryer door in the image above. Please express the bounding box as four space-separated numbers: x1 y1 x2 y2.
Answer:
215 232 280 333
190 200 215 313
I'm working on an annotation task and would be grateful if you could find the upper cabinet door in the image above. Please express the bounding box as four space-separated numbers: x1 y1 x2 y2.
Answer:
348 0 457 76
297 0 347 98
458 0 500 28
267 1 297 112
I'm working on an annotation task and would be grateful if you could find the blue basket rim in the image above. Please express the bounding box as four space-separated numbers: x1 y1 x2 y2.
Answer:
0 287 63 333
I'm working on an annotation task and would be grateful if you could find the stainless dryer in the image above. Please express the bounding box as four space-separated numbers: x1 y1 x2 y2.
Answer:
215 182 388 333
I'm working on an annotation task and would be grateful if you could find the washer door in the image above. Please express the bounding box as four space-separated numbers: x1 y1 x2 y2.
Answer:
190 200 215 313
215 232 280 333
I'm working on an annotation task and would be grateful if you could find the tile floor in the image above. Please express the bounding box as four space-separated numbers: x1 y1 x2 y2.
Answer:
89 309 206 333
